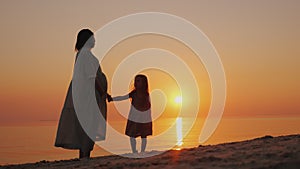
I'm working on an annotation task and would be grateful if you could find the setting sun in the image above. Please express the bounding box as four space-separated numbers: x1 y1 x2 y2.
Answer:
174 96 182 104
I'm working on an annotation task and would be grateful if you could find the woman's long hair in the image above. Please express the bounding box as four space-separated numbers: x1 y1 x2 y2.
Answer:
75 29 94 51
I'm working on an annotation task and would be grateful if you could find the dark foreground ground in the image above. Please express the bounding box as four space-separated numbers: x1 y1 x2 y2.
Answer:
1 134 300 169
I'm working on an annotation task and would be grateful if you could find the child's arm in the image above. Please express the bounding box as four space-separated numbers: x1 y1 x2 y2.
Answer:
108 94 129 102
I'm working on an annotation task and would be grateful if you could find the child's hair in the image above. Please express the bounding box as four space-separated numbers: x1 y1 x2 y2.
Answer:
133 74 149 94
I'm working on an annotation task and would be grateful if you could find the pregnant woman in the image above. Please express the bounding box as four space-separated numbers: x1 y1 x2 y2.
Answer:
55 29 108 159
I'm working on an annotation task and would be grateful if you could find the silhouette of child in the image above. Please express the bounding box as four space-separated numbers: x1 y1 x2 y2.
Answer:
108 74 152 154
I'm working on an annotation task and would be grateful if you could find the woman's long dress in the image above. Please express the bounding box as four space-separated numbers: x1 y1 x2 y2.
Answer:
55 49 107 151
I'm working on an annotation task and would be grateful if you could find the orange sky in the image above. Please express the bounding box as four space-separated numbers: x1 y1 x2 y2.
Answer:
0 0 300 124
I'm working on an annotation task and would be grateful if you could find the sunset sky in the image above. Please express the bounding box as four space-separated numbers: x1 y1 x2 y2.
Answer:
0 0 299 124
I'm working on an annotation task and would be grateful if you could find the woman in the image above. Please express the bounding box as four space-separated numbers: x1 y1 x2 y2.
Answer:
55 29 107 159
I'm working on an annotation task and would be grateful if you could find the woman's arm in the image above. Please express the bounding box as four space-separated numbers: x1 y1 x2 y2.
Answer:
95 68 107 95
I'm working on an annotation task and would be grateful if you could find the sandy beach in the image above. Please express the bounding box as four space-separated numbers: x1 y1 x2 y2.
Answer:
1 134 299 169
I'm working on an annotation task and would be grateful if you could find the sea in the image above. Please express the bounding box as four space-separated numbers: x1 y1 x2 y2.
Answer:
0 117 299 165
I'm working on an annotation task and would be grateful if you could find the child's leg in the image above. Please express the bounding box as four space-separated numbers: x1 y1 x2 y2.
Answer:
141 136 147 152
129 137 137 153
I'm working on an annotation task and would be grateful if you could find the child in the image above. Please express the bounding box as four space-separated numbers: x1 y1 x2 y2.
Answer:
108 74 152 154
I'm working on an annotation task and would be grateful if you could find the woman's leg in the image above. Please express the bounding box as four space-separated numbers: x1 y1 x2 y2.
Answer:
79 133 94 159
141 137 147 152
130 137 137 153
79 149 91 159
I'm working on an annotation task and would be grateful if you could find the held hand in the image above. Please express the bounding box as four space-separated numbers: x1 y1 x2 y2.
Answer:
107 93 113 102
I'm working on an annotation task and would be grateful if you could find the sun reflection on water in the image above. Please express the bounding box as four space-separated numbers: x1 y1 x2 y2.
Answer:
176 117 183 147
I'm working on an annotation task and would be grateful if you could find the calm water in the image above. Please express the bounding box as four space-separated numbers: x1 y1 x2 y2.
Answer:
0 117 299 165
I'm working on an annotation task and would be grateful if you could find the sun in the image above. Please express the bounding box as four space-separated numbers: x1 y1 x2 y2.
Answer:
174 96 182 104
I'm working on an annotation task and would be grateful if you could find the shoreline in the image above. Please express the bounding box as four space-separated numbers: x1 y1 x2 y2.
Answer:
1 134 300 169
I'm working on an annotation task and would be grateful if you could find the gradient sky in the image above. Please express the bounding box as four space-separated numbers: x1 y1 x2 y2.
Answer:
0 0 299 124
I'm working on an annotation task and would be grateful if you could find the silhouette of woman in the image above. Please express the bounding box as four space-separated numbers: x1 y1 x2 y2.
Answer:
55 29 107 159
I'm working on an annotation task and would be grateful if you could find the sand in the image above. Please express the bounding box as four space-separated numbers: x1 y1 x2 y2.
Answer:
1 134 299 169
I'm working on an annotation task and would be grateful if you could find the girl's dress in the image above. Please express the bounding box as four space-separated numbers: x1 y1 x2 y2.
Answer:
125 91 152 138
55 49 107 151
